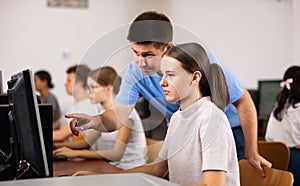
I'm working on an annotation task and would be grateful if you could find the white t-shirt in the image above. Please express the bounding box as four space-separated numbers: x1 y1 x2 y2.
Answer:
92 109 147 170
265 103 300 149
159 97 239 186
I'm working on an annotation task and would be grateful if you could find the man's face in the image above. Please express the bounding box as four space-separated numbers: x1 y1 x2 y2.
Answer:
131 43 166 75
64 73 75 95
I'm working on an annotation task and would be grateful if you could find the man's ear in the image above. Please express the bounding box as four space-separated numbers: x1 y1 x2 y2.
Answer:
162 42 173 53
166 42 173 49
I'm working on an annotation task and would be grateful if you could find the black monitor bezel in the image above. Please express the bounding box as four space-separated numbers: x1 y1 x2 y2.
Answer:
7 69 49 178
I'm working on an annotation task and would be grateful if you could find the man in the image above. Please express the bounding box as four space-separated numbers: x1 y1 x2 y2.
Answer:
53 64 98 142
67 11 271 176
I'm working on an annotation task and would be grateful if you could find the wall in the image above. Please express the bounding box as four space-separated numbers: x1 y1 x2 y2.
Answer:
0 0 295 112
293 0 300 64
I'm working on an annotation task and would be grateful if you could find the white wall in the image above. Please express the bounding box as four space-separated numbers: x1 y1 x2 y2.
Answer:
293 0 300 64
0 0 295 112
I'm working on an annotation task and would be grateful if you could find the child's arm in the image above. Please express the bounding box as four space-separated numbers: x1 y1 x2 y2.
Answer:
53 123 72 142
73 158 168 178
203 170 226 186
54 119 133 161
54 130 101 150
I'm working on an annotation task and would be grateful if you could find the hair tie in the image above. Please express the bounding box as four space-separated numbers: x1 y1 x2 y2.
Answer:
280 78 293 90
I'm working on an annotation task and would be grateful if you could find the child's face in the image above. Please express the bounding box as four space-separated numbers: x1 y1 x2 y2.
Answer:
86 77 108 104
131 43 166 75
34 75 46 91
160 56 195 103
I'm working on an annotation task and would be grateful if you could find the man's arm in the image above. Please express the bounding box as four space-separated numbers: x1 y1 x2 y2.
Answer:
67 103 135 135
233 88 272 177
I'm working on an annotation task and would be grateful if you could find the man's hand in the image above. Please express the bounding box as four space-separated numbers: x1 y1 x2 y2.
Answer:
65 113 100 136
248 153 272 177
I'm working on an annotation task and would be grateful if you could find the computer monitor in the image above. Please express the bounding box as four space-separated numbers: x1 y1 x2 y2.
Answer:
6 69 50 179
258 80 281 120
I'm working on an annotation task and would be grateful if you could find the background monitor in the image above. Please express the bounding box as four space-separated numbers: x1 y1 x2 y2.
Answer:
258 80 281 120
7 69 50 179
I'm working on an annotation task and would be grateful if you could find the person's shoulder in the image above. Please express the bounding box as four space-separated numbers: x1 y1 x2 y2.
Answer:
123 61 147 81
128 108 143 124
128 61 142 74
129 108 139 119
45 93 59 102
47 92 57 99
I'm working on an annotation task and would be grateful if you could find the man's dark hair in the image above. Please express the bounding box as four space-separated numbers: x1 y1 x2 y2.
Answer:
66 64 91 87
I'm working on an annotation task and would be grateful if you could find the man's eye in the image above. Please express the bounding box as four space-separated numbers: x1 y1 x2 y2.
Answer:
143 54 154 58
168 74 175 77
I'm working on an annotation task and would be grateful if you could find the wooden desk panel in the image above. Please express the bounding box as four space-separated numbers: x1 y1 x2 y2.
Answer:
53 159 121 177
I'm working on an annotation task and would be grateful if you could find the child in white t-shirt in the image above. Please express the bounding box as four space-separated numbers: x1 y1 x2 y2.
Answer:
265 65 300 186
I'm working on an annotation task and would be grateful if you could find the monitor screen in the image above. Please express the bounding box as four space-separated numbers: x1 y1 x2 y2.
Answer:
7 69 49 179
258 80 281 120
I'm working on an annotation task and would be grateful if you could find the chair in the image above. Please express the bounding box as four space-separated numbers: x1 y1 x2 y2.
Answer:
258 141 290 170
245 141 290 170
239 159 294 186
146 137 163 163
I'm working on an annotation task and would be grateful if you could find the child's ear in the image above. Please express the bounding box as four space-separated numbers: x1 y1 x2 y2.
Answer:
106 85 113 94
192 71 202 84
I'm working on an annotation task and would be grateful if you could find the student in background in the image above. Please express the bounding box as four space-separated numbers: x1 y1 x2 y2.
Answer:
66 10 271 176
73 43 239 186
265 65 300 186
53 64 98 142
34 70 61 130
54 66 147 170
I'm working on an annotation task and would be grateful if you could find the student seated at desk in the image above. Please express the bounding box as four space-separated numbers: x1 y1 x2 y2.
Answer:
72 43 239 186
34 70 61 130
53 66 147 170
53 64 98 143
265 65 300 186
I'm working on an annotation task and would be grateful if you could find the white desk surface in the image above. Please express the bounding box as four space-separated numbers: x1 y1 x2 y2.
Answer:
0 173 180 186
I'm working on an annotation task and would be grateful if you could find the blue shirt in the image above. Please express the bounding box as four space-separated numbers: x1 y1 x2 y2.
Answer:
115 52 244 127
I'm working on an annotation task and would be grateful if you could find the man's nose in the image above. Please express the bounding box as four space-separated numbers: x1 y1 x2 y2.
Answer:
137 56 146 67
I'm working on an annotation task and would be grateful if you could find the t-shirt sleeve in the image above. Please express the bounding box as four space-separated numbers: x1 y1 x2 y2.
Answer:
158 138 168 160
201 117 232 172
115 61 142 105
207 51 244 103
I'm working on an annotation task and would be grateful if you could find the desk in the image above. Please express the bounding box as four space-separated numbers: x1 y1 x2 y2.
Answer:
53 159 121 177
0 173 180 186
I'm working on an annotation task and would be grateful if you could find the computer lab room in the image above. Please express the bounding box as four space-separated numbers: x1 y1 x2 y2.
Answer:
0 0 299 186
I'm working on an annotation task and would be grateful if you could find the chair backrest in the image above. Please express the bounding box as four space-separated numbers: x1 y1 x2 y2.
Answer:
146 137 163 163
258 141 290 170
239 159 293 186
